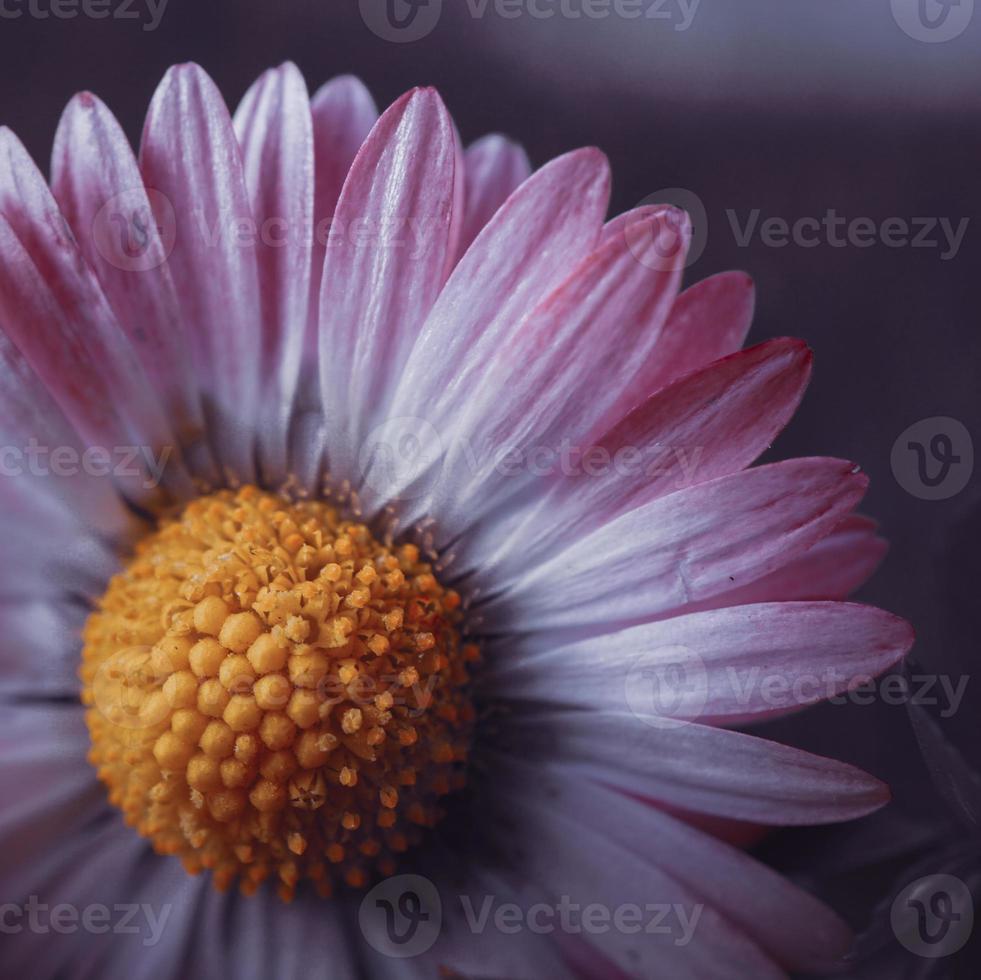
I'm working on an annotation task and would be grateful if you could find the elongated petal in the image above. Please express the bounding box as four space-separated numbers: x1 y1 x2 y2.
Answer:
704 513 888 606
492 759 856 974
364 147 611 510
233 63 314 484
140 62 262 482
486 758 786 979
506 710 889 823
417 209 688 535
486 601 913 724
318 88 460 487
458 133 531 256
0 131 190 502
481 458 867 632
463 338 812 579
51 92 212 480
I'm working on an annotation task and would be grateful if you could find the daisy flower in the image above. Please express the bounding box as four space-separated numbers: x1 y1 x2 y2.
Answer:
0 61 914 979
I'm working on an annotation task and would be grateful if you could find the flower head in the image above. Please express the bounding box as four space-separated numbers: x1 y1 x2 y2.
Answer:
0 61 913 978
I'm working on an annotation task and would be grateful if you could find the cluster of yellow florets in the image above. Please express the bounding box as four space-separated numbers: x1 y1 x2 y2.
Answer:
81 486 477 901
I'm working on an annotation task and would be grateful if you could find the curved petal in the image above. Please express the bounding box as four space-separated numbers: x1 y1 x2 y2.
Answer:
479 457 868 632
492 759 856 975
458 133 531 257
0 130 191 503
362 147 611 512
704 513 888 606
411 209 689 538
504 710 889 824
459 337 812 580
140 62 262 483
51 91 214 484
0 598 85 700
233 62 315 486
0 329 134 538
318 87 461 489
485 601 913 725
486 757 786 979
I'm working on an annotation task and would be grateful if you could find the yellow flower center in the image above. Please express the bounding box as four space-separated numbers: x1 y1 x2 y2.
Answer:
81 486 477 901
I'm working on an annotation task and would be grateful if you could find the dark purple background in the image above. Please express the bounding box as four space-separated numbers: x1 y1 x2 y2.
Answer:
1 0 978 968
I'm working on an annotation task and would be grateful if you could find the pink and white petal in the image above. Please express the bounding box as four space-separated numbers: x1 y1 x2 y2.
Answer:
0 704 105 895
457 133 531 257
420 210 689 536
702 513 888 607
0 329 135 538
638 270 757 394
233 63 315 485
505 710 888 824
317 88 460 488
140 63 263 484
0 504 119 601
488 757 786 979
462 337 811 580
495 762 855 975
0 132 191 503
307 74 378 340
599 203 674 244
310 74 379 237
51 91 213 482
364 148 611 511
480 457 867 632
485 601 913 725
0 599 85 700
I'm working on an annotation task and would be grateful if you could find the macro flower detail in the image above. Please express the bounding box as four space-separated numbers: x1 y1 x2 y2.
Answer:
0 60 915 979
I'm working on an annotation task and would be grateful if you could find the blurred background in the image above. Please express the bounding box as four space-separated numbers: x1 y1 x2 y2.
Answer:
1 0 978 974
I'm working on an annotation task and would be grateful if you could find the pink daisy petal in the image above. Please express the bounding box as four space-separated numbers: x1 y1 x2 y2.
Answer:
704 513 889 606
500 768 857 975
511 710 888 824
233 62 315 485
318 87 461 487
140 62 262 483
483 457 867 632
599 203 674 244
490 760 786 979
0 131 192 502
365 146 611 510
0 330 134 537
636 269 757 397
307 74 378 337
458 133 532 258
488 600 913 725
464 337 812 580
0 599 85 699
417 209 689 536
50 92 213 480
